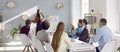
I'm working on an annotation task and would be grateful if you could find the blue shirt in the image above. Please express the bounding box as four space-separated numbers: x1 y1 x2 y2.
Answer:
76 26 83 34
71 27 83 39
71 30 77 39
93 26 113 51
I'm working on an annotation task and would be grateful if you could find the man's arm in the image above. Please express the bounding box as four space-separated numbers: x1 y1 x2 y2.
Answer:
93 29 102 42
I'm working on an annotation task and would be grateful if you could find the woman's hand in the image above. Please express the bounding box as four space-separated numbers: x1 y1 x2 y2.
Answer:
70 24 74 28
71 38 75 42
73 30 77 34
39 9 42 12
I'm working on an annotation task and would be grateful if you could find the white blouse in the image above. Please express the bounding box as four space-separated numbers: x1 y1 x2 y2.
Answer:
29 22 37 38
57 32 73 52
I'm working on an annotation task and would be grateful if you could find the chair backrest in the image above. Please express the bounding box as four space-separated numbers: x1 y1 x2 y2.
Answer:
19 34 31 46
101 41 115 52
31 38 45 52
44 42 54 52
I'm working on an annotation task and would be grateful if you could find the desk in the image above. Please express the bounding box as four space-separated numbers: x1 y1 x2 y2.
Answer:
68 39 96 52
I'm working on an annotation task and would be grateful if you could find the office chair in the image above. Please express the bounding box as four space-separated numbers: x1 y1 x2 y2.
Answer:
31 38 45 52
101 41 115 52
44 42 54 52
19 34 34 52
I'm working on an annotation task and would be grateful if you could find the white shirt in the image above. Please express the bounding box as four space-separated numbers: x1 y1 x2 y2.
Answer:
57 32 73 52
29 23 37 38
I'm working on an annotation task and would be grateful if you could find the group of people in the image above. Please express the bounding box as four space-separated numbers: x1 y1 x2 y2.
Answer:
20 9 73 52
70 18 113 52
20 9 50 52
70 19 89 43
19 9 113 52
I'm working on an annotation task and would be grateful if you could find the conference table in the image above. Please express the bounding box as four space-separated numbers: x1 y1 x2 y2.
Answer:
68 39 96 52
48 32 96 52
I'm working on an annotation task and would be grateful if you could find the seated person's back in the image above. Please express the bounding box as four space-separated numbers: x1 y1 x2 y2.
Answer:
20 19 31 36
52 22 74 52
36 20 50 45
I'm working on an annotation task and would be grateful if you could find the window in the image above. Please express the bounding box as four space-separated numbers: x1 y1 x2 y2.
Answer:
119 18 120 33
82 0 89 18
118 0 120 33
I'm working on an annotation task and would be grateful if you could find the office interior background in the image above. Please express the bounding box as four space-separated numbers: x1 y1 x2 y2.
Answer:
0 0 120 52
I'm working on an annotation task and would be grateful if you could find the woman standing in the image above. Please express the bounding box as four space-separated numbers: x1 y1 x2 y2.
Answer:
30 9 45 36
36 20 50 45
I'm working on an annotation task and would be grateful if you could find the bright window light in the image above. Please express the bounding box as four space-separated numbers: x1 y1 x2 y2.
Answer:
0 46 24 51
82 0 89 18
5 42 22 46
0 41 24 51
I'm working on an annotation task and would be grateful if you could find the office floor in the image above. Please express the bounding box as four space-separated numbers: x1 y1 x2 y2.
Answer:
0 37 34 52
0 38 24 52
0 34 120 52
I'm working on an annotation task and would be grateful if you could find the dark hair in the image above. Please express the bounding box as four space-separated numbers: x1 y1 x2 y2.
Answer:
78 19 83 27
79 19 83 24
0 15 2 22
83 19 88 25
37 9 40 18
41 20 50 30
25 19 31 25
37 9 44 18
100 18 107 25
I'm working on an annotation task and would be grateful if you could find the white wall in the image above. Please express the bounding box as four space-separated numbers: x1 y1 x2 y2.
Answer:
89 0 97 13
0 0 71 42
89 0 106 17
71 0 82 27
89 0 118 33
106 0 118 33
117 0 120 33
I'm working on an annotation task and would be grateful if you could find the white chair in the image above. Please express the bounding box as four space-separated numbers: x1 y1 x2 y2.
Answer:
19 34 34 52
44 42 54 52
101 41 115 52
31 38 45 52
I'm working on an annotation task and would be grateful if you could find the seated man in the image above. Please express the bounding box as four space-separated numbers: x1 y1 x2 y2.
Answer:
91 18 113 52
20 19 31 36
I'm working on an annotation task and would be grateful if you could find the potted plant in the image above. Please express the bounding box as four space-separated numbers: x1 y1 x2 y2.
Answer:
10 24 22 39
117 47 120 52
67 29 72 37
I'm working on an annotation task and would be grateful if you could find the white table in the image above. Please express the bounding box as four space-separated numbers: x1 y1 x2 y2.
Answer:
68 39 96 52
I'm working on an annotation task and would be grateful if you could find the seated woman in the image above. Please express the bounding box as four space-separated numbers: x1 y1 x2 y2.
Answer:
70 19 83 39
76 19 90 43
51 22 74 52
20 19 31 36
36 20 50 45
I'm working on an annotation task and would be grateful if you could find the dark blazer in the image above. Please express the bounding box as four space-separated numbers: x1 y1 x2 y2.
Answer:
77 26 89 43
20 26 30 36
